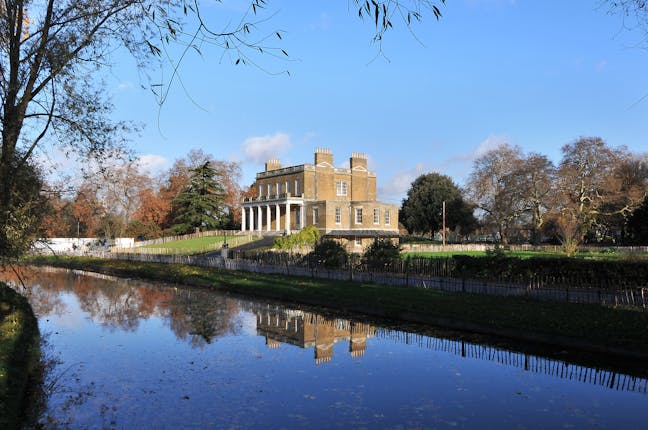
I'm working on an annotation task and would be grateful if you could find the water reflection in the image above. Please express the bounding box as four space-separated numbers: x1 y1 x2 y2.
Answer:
253 306 377 364
247 303 648 394
2 267 648 429
5 267 241 348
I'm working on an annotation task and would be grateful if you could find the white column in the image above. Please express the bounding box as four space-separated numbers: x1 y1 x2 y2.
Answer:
275 203 281 231
249 207 254 231
257 205 263 232
299 204 304 229
285 202 291 234
241 206 246 231
266 205 271 231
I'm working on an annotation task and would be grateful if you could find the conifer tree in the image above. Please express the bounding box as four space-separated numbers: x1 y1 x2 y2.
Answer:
172 162 227 234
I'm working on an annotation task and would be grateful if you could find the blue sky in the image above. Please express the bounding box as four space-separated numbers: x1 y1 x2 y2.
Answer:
85 0 648 203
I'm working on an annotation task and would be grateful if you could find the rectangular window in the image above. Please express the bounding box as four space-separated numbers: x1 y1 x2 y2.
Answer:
258 185 263 197
385 209 391 225
335 207 341 224
373 208 380 224
276 182 280 195
336 180 348 196
267 184 271 197
355 208 363 224
355 238 363 247
295 179 301 196
286 181 291 194
313 208 319 225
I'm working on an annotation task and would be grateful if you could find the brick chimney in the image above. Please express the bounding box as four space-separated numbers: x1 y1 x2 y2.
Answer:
349 152 367 170
314 147 333 166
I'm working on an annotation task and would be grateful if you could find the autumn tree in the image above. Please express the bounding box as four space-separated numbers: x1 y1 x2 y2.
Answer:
400 173 476 239
72 181 105 237
41 193 77 237
101 160 152 235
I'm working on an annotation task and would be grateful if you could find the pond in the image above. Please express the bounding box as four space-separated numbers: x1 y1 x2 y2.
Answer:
4 267 648 429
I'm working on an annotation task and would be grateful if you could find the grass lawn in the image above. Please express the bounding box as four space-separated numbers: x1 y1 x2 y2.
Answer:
137 235 259 255
402 250 647 260
141 236 226 251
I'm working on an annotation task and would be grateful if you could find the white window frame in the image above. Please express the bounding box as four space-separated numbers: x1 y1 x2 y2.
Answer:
355 207 363 224
336 180 348 197
313 207 319 225
385 209 391 225
335 207 341 224
373 208 380 224
355 238 362 247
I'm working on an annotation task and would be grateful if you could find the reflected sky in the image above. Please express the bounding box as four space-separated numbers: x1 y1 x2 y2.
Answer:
3 267 648 429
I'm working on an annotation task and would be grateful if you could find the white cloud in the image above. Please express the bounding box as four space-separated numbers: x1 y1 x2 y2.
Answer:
378 162 428 203
117 82 133 91
241 132 291 163
136 154 170 175
451 134 510 163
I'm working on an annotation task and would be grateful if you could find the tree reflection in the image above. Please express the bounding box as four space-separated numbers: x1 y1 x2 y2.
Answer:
166 288 241 348
1 267 241 348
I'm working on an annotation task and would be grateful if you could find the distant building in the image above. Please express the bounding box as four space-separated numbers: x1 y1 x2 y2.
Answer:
241 148 399 250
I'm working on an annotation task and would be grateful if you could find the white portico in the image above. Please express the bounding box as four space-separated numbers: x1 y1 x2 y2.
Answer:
241 192 304 235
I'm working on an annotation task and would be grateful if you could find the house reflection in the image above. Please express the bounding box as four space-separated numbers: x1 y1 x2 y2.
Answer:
255 308 376 364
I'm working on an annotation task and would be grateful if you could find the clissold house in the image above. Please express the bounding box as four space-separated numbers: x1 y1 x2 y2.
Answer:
241 148 399 250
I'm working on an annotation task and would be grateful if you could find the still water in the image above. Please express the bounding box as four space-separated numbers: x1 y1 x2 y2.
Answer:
5 267 648 429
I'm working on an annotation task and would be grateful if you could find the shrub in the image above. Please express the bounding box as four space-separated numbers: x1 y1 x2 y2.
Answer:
308 239 349 269
273 226 320 252
363 238 401 270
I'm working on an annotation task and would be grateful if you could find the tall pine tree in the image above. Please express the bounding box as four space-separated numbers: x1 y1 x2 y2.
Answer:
172 162 227 234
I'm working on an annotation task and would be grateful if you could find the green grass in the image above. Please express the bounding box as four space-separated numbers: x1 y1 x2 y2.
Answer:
134 235 260 255
404 251 488 258
402 250 648 260
0 283 40 430
25 255 648 358
141 236 226 251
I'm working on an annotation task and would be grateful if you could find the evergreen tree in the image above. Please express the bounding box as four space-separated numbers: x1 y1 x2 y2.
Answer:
172 162 227 234
628 196 648 244
401 173 477 238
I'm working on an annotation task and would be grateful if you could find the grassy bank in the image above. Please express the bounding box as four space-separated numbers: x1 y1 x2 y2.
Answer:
25 255 648 359
0 282 40 430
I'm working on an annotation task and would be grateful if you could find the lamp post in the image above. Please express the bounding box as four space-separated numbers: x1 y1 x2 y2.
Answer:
442 201 446 247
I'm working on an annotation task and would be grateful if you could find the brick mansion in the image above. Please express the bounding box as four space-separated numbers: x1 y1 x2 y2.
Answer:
241 148 399 250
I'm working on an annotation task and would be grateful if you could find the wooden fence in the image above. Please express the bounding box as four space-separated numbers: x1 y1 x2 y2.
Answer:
102 252 648 308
